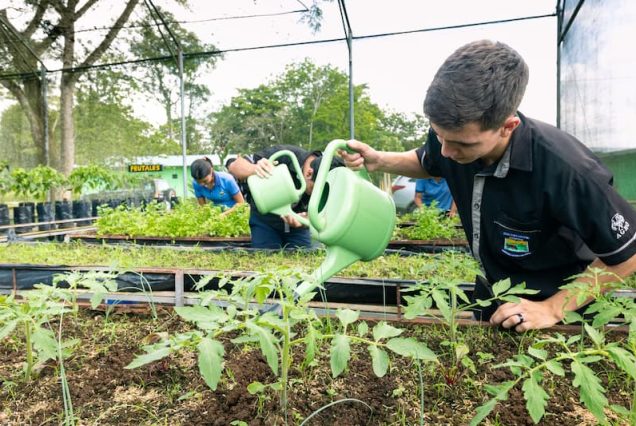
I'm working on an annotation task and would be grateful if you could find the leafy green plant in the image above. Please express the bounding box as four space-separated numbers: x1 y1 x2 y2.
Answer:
126 269 438 424
0 287 78 381
403 268 538 387
394 202 463 241
10 166 65 202
53 269 160 321
95 200 250 238
0 242 483 283
67 165 119 197
53 270 120 311
472 268 636 425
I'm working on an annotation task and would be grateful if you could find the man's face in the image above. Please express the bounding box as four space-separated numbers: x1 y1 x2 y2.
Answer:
431 118 518 165
302 155 317 195
197 172 214 189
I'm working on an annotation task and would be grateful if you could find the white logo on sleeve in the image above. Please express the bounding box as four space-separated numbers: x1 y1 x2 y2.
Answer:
611 213 630 239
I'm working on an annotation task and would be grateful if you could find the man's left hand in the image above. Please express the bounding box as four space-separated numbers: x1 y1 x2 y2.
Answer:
281 212 307 228
489 298 563 332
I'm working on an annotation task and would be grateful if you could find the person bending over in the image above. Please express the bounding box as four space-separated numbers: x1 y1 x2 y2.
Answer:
228 145 343 249
340 40 636 331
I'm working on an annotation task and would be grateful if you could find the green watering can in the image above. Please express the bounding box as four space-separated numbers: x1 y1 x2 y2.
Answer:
247 139 396 297
248 150 306 218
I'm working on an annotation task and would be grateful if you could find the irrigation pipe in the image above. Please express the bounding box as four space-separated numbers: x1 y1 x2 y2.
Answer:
300 398 373 426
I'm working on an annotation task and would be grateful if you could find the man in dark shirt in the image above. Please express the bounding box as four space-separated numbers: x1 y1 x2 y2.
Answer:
228 145 342 249
341 40 636 331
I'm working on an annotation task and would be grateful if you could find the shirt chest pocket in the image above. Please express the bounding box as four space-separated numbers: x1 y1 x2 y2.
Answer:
491 213 545 259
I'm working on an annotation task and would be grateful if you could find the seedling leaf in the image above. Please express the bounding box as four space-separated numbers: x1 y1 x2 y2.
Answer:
126 347 171 369
197 338 224 391
368 345 389 377
522 372 548 423
336 309 359 329
330 334 350 378
386 338 437 362
470 399 498 426
571 359 607 421
372 321 402 341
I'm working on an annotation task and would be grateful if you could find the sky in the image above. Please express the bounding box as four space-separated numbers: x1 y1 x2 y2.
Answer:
0 0 558 126
167 0 558 124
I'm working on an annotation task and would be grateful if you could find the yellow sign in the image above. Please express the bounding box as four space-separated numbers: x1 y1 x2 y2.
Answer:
128 164 163 173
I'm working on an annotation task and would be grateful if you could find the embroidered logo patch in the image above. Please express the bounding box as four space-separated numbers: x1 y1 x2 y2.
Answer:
611 213 630 239
502 231 531 257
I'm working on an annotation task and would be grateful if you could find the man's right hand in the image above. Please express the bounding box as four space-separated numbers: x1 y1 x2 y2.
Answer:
253 158 275 178
339 139 382 172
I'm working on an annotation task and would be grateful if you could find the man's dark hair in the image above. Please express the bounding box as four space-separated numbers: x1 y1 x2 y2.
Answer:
191 157 213 180
310 155 345 181
423 40 529 131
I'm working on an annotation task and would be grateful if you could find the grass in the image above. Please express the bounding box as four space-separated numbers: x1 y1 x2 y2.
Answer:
0 241 479 283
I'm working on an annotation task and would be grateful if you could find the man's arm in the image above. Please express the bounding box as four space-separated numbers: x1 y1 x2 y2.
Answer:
220 192 246 216
448 200 457 217
491 252 636 331
227 156 258 180
414 192 423 208
341 140 432 178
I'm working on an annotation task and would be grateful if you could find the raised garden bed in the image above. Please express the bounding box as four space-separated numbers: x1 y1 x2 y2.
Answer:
1 243 635 425
0 301 633 425
70 232 469 253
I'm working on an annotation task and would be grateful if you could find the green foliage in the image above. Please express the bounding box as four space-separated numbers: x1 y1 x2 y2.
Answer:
473 269 636 425
0 104 40 169
53 270 120 310
0 287 77 381
95 200 250 238
126 269 438 422
395 202 463 241
10 165 65 201
208 60 428 159
67 165 119 196
129 7 217 150
403 266 538 387
74 70 179 162
0 242 482 284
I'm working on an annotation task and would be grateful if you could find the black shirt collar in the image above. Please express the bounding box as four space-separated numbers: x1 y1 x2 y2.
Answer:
507 111 533 174
483 112 533 178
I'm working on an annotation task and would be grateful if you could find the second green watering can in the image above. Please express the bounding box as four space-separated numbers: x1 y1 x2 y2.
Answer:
247 139 396 297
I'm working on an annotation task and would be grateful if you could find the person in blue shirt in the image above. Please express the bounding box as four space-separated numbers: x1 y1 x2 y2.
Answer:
414 177 457 216
191 157 244 214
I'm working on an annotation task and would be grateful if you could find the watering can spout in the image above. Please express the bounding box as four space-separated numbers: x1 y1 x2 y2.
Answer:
295 245 361 297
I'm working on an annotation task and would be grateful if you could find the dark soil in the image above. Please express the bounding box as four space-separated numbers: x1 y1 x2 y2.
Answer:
0 307 631 425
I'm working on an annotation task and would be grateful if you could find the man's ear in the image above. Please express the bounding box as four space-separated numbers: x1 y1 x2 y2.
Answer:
500 116 521 137
304 166 314 179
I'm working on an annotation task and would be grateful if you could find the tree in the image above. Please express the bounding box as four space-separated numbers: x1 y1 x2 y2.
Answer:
206 60 426 157
0 1 333 172
376 111 429 152
0 104 39 168
0 1 140 175
74 81 178 163
129 7 217 142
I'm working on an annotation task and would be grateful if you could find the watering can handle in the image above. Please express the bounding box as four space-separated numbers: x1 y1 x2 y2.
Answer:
307 139 370 232
341 145 371 181
268 150 306 197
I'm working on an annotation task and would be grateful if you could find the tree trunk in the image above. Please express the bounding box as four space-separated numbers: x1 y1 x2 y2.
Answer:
60 75 76 176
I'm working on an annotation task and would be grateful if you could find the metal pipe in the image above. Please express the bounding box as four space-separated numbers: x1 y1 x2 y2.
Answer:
347 34 354 139
179 49 188 199
41 65 49 169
